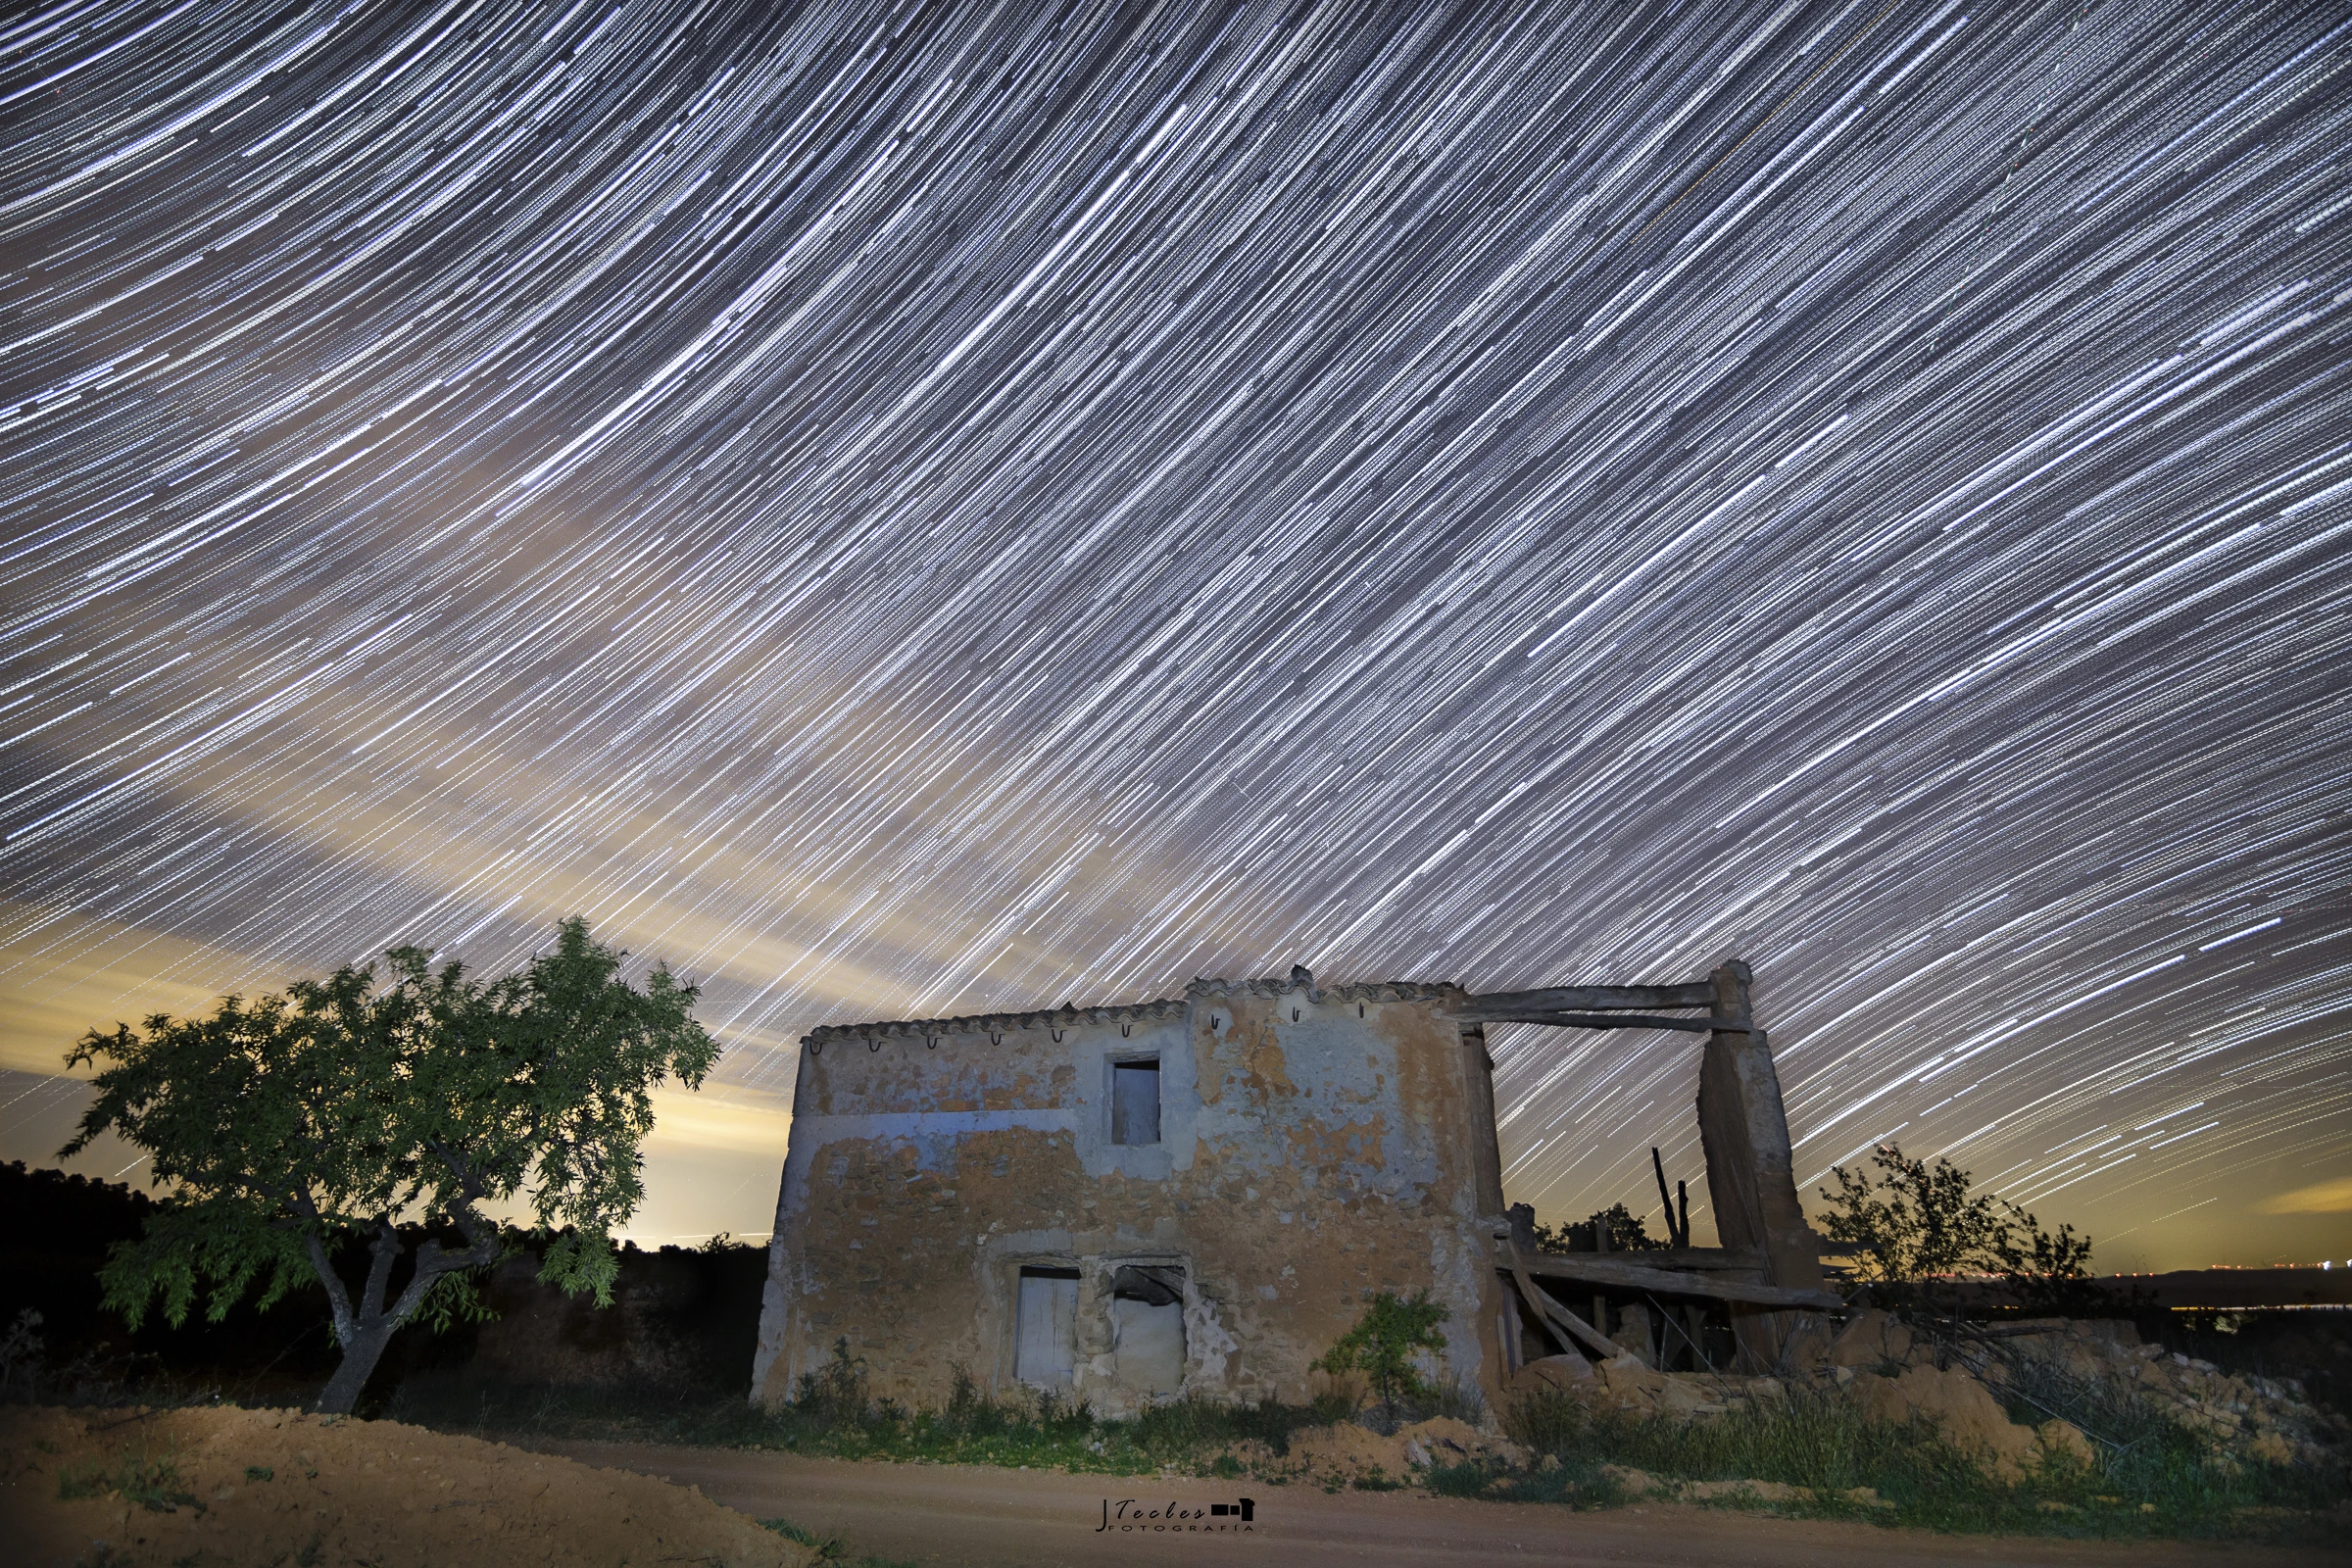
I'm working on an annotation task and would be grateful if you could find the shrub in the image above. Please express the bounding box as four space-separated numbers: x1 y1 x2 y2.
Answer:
1818 1144 2097 1316
1531 1203 1669 1254
1311 1290 1448 1427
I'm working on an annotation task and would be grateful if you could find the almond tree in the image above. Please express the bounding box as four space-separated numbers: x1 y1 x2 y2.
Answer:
62 917 716 1413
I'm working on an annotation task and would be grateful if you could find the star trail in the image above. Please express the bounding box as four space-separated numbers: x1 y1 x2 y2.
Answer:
2 0 2347 1264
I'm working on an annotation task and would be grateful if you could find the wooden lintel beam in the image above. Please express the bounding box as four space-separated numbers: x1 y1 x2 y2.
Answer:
1497 1247 1843 1309
1482 1010 1714 1032
1455 984 1712 1020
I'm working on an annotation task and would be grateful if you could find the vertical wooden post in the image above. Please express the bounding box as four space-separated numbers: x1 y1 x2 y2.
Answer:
1696 959 1824 1370
1459 1024 1507 1218
1651 1147 1680 1248
1592 1210 1609 1342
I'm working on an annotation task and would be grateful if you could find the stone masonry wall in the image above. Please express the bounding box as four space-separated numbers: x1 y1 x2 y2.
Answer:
752 974 1511 1416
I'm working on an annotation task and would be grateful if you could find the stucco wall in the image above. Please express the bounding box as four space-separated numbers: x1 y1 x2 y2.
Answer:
751 974 1510 1415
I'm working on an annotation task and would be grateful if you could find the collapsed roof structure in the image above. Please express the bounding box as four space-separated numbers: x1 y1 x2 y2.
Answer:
751 959 1838 1413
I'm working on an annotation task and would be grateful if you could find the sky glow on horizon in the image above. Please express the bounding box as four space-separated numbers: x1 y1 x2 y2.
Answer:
2 0 2347 1266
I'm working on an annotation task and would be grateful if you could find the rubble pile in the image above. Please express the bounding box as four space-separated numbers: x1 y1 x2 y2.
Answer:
1979 1316 2343 1469
1501 1309 2345 1481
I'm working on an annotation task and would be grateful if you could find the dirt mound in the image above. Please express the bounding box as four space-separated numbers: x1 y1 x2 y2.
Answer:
0 1404 821 1568
1599 1465 1893 1509
1850 1364 2043 1480
1272 1416 1527 1484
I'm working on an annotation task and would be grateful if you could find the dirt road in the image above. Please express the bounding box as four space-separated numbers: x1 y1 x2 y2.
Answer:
530 1439 2324 1568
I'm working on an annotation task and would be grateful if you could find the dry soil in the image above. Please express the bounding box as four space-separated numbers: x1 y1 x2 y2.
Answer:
531 1436 2346 1568
0 1404 822 1568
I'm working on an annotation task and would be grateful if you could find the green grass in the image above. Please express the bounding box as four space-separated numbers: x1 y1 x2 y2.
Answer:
759 1516 919 1567
386 1359 1355 1478
1494 1385 2345 1546
56 1459 111 1500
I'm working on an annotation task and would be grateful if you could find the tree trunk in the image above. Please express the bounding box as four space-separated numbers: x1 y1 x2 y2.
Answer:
313 1317 399 1414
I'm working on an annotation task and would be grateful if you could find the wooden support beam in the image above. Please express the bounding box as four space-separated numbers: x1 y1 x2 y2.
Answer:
1496 1248 1843 1309
1500 1240 1622 1360
1479 1009 1714 1031
1697 960 1829 1369
1458 1025 1506 1218
1625 1247 1765 1271
1454 984 1712 1021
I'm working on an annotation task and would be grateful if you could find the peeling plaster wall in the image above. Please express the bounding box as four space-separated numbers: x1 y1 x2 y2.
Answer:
751 977 1511 1415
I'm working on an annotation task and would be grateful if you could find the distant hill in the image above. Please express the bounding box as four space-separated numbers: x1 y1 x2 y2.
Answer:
2108 1268 2352 1310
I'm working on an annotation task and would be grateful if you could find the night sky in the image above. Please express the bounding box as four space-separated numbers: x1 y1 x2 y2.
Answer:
4 0 2347 1268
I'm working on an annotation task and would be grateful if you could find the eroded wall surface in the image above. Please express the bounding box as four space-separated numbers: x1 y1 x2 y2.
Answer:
752 976 1510 1415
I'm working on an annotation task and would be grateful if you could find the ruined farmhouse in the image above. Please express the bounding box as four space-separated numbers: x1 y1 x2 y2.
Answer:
751 960 1839 1415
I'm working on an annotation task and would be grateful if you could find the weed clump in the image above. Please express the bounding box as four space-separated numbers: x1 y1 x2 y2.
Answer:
55 1450 199 1512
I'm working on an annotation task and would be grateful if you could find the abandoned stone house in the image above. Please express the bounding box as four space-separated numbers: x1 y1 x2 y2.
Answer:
751 961 1837 1415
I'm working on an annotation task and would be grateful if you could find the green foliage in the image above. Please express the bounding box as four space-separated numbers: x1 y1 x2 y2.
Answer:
1311 1289 1448 1425
56 1459 109 1499
56 1453 198 1512
60 916 716 1409
413 1267 502 1336
794 1338 872 1425
0 1308 45 1400
1990 1213 2102 1316
758 1520 918 1568
1426 1458 1494 1497
1817 1143 2095 1312
1531 1202 1669 1254
760 1517 845 1558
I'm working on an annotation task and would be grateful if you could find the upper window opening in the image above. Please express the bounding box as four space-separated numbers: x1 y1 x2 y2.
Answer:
1111 1058 1161 1145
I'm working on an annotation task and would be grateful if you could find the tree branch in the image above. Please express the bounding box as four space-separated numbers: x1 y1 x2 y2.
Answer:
296 1212 355 1353
357 1216 404 1326
384 1223 502 1330
421 1136 490 1205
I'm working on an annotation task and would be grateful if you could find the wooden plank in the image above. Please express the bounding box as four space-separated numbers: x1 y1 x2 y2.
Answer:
1497 1247 1844 1309
1501 1241 1622 1360
1616 1246 1765 1271
1455 984 1712 1020
1479 1009 1714 1032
